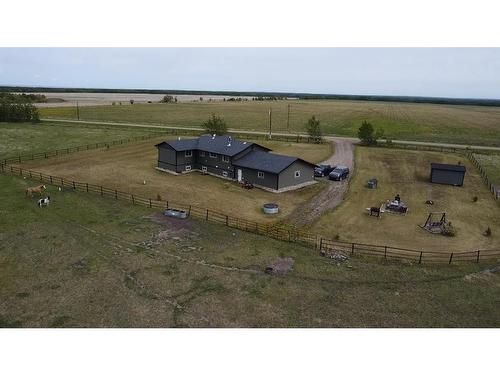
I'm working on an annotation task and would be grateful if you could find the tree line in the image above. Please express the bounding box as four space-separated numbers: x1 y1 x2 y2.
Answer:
0 93 40 122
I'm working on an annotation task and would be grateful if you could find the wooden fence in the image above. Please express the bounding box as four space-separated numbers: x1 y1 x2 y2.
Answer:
0 132 167 166
466 153 499 200
2 163 499 265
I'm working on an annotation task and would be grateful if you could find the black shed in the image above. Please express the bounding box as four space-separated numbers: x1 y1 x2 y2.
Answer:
430 163 466 186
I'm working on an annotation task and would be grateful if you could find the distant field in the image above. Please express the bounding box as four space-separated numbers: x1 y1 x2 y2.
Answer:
2 174 500 327
310 147 500 252
473 153 500 186
40 99 500 146
16 138 332 222
0 121 155 159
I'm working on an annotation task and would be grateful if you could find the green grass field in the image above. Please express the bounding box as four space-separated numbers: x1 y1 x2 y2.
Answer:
40 99 500 146
473 153 500 186
2 174 500 327
0 121 157 159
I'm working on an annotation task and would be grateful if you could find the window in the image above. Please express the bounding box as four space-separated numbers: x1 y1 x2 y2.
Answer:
185 165 192 171
222 155 229 162
200 151 206 157
222 171 228 177
209 152 217 158
202 166 207 173
257 171 264 179
294 170 301 178
185 150 192 157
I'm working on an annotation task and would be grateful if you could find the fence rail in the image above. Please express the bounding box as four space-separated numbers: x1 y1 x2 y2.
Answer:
466 153 499 200
2 163 499 265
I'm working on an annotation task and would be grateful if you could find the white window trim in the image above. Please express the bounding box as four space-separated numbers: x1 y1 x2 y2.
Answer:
185 150 192 157
185 165 192 171
222 155 229 162
222 171 228 177
294 170 301 178
209 152 218 158
257 171 264 179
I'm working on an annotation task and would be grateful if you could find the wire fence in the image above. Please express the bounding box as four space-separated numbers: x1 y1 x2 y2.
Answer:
2 162 499 265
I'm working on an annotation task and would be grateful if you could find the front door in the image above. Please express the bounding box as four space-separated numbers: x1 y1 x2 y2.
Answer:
237 169 243 182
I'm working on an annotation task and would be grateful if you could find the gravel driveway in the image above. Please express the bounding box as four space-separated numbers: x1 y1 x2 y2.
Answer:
286 138 356 226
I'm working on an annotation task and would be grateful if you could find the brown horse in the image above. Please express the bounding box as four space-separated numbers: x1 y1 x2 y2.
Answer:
25 185 46 197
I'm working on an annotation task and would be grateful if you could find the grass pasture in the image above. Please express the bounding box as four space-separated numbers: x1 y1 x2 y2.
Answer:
40 99 500 146
2 174 500 327
15 138 332 222
311 147 500 253
0 121 156 159
473 153 500 186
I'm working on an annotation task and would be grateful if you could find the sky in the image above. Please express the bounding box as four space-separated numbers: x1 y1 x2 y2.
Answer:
0 48 499 99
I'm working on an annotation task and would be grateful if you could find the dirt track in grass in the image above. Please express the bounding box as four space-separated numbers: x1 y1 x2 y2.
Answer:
286 139 356 226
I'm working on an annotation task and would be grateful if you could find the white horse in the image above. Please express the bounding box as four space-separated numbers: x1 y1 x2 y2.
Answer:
37 196 51 208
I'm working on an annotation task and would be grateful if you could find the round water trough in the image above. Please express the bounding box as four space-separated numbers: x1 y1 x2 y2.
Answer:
263 203 279 214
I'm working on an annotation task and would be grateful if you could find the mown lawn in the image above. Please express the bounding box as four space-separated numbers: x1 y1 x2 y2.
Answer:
16 138 332 223
40 99 500 146
1 174 500 327
310 147 500 253
0 121 158 159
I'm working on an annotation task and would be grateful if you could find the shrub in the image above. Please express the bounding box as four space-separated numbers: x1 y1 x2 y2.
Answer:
484 227 492 237
305 115 323 143
442 222 456 237
156 193 162 201
202 114 227 135
472 196 478 202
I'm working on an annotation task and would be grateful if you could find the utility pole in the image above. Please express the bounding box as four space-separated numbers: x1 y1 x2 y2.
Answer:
76 101 80 121
268 107 272 139
287 103 291 133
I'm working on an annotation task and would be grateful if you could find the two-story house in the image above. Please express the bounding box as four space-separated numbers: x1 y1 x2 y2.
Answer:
155 134 316 192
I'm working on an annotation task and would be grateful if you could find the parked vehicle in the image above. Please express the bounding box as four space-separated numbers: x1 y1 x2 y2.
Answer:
163 208 189 219
314 164 335 177
329 166 350 181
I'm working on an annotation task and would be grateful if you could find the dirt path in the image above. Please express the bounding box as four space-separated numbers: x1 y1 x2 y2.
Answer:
285 139 356 227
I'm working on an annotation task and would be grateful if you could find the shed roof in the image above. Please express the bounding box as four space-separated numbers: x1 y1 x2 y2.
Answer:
431 163 466 173
233 149 315 174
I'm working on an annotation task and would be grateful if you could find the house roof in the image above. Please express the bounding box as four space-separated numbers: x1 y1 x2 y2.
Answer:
431 163 466 173
233 149 315 174
156 134 263 156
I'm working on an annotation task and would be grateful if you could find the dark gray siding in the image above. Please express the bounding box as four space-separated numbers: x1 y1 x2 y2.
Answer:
431 169 465 186
237 167 278 189
157 147 177 172
196 150 234 178
278 160 315 189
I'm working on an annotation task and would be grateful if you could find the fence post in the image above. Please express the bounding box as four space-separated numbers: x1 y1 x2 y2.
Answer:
384 246 387 259
449 252 454 264
351 243 355 255
419 251 423 264
149 198 152 208
206 209 209 220
225 215 229 226
132 195 135 205
115 190 118 199
86 183 88 192
100 186 103 196
72 181 76 190
476 250 480 263
319 237 323 251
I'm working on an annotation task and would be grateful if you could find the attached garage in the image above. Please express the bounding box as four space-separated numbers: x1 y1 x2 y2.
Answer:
430 163 466 186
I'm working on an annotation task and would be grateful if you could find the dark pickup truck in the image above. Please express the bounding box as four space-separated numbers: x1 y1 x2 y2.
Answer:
328 166 350 181
314 164 335 177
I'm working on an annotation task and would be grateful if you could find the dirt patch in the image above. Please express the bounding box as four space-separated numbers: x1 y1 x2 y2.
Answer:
463 265 500 282
265 257 295 274
145 212 196 231
286 138 356 226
